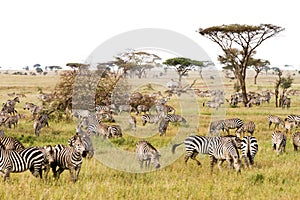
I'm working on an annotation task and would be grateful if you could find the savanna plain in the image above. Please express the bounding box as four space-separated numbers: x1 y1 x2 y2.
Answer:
0 69 300 200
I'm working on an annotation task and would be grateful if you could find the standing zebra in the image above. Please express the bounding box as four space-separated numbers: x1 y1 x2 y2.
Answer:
267 115 284 129
51 135 86 182
34 114 49 136
235 121 256 138
208 137 241 174
108 125 122 138
292 132 300 151
241 136 258 168
0 146 45 181
0 134 25 151
272 130 287 155
136 140 160 169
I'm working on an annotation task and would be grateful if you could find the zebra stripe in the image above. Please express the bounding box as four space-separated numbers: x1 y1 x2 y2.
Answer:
136 140 160 169
51 135 85 182
108 125 122 138
235 121 256 138
0 146 45 181
272 130 286 155
267 115 284 129
285 114 300 127
0 135 25 151
210 118 243 135
165 114 187 124
292 132 300 151
208 137 241 173
241 136 258 168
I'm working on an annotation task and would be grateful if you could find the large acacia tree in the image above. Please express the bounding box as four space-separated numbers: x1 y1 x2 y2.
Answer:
198 24 284 106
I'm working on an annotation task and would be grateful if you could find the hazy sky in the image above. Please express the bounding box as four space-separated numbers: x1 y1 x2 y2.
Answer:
0 0 299 69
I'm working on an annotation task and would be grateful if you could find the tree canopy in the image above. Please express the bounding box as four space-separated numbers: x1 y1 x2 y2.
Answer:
198 24 285 106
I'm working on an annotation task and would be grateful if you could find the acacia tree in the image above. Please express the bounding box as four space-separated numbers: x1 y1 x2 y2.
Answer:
198 24 284 106
249 58 270 85
163 57 206 84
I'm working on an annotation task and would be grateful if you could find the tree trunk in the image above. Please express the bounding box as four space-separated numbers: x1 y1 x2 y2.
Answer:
254 73 258 85
240 78 248 107
275 88 279 107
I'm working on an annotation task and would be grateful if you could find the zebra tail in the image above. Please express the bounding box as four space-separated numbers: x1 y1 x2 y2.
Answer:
172 142 183 154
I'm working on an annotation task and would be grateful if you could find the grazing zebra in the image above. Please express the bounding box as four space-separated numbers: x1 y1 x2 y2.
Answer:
136 140 160 169
95 111 115 123
272 130 287 155
210 118 243 135
0 134 25 151
267 115 284 129
141 114 161 126
0 146 45 181
283 119 295 134
128 115 137 130
292 132 300 151
158 118 169 136
34 114 49 136
172 135 241 166
208 137 241 174
51 135 86 182
69 130 94 159
165 114 187 124
235 121 256 138
285 114 300 127
241 136 258 168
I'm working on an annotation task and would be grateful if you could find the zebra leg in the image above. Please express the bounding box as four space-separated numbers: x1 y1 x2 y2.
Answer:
218 159 225 171
190 152 201 166
56 167 65 179
268 122 272 129
74 167 81 182
210 156 217 174
3 169 11 182
243 155 249 168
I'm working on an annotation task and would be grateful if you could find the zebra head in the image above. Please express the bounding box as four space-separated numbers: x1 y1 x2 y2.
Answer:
43 145 55 164
73 134 86 155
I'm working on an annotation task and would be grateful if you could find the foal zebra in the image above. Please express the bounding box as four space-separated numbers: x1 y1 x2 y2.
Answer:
272 130 287 155
136 140 160 169
51 135 86 182
240 136 258 168
0 146 45 181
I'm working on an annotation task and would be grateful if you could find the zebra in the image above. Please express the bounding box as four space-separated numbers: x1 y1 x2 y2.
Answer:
235 121 256 138
210 118 243 135
165 114 187 124
0 134 25 151
285 114 300 127
69 130 94 159
158 118 169 136
172 135 242 166
292 132 300 151
240 136 258 168
0 146 45 181
136 140 160 169
51 135 86 182
95 104 116 114
272 130 287 155
283 119 296 134
108 125 122 138
141 114 162 126
128 115 137 130
118 105 135 115
34 114 49 136
208 137 241 174
95 111 115 123
267 115 285 129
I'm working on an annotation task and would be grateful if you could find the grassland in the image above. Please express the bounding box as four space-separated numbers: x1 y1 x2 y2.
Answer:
0 69 300 200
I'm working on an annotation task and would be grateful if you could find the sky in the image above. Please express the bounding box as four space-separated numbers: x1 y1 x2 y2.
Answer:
0 0 299 70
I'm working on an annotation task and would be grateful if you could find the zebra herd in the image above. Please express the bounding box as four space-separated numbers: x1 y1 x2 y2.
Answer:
0 130 87 182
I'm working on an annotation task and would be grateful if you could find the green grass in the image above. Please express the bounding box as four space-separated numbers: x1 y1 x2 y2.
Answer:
0 70 300 200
